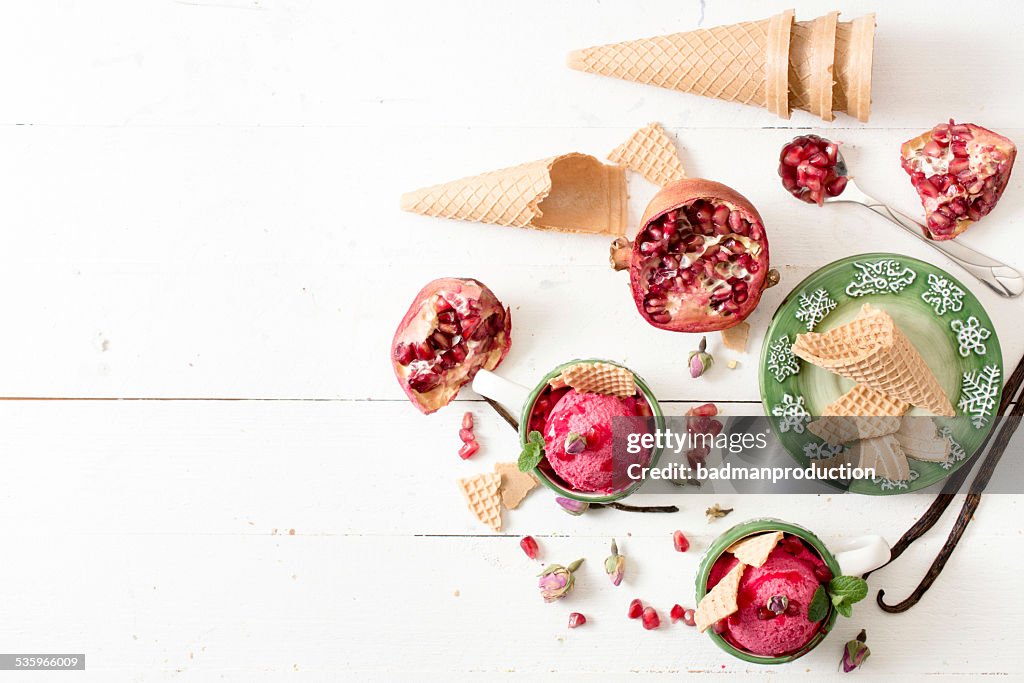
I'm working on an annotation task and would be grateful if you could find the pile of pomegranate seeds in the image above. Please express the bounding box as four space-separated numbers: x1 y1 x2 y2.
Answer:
778 134 847 206
900 120 1017 240
567 612 587 628
632 199 768 331
672 530 690 553
458 411 479 459
519 535 539 560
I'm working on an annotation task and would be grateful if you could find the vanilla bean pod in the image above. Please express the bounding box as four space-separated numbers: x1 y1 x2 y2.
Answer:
864 354 1024 580
591 502 679 513
876 398 1024 612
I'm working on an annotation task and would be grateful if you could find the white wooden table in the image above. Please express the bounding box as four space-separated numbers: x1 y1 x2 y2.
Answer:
1 1 1022 680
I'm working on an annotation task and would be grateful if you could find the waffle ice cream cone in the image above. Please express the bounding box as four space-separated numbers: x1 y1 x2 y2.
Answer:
457 472 502 532
608 122 686 186
833 14 876 122
567 10 794 118
696 562 745 632
822 383 909 417
792 304 955 417
788 12 839 120
726 531 783 568
567 11 875 121
853 434 910 481
808 415 902 446
895 419 950 463
550 362 637 397
400 153 627 235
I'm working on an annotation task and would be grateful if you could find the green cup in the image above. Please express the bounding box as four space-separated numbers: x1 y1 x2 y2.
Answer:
695 518 890 665
472 359 665 502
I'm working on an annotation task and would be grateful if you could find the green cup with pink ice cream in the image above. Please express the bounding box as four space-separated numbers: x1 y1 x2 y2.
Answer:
696 518 890 665
472 359 665 503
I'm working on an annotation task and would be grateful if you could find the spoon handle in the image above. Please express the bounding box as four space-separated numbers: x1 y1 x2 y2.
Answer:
842 185 1024 298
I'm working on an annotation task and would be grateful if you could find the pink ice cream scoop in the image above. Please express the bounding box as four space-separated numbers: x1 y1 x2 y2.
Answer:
541 389 649 493
708 540 828 657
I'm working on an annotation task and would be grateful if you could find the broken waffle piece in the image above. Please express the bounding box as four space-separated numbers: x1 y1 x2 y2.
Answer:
457 472 503 531
494 462 539 509
853 434 910 481
720 321 750 353
810 448 857 477
894 419 950 463
550 362 637 397
822 383 909 417
696 562 745 632
726 531 783 568
400 153 628 235
608 122 686 186
808 416 902 446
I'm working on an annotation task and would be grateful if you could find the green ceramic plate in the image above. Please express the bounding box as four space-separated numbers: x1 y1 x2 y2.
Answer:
759 253 1003 495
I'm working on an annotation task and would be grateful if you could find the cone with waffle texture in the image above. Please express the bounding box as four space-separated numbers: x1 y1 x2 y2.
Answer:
792 304 955 417
549 362 637 397
853 434 910 481
608 122 686 186
696 562 745 632
401 153 627 235
457 472 503 531
822 383 909 417
567 10 875 121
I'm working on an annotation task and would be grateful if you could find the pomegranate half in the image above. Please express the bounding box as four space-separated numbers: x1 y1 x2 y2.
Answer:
900 120 1016 240
391 277 511 414
611 179 774 333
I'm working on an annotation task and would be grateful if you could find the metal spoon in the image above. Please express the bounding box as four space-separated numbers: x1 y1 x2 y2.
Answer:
823 153 1024 298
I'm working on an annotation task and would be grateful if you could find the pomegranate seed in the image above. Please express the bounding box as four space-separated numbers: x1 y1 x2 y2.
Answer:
433 295 453 312
683 608 696 627
826 176 848 197
673 530 690 553
712 619 728 634
686 446 709 468
628 599 643 619
641 607 660 630
813 565 833 583
393 342 415 366
458 428 475 443
458 440 479 460
568 612 586 628
408 371 441 393
670 604 685 622
786 601 799 616
462 411 474 430
688 403 718 417
519 536 539 559
756 606 775 621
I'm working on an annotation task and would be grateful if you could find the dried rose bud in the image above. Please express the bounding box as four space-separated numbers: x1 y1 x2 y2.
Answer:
564 432 587 455
555 496 589 516
706 503 734 522
767 594 789 615
841 629 871 673
604 539 625 586
537 559 584 603
688 336 714 378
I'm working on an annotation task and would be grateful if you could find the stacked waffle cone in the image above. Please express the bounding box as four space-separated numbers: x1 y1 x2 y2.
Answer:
567 10 876 122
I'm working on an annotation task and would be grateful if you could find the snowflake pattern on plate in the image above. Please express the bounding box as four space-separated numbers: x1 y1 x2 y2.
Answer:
803 441 845 461
872 468 920 492
845 259 917 297
950 316 991 357
767 334 800 382
771 394 810 434
921 273 965 315
937 427 968 471
958 364 1001 428
794 288 837 331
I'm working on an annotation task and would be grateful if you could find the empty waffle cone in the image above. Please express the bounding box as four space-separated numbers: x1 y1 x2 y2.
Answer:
457 472 502 532
822 383 909 417
400 153 627 235
792 304 955 417
808 415 902 446
788 12 839 120
608 122 686 186
854 434 910 481
550 362 637 397
567 10 794 118
833 14 876 122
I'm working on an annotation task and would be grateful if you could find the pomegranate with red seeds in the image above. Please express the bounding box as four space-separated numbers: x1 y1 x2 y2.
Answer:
611 179 775 333
901 120 1016 240
778 134 847 205
391 278 511 414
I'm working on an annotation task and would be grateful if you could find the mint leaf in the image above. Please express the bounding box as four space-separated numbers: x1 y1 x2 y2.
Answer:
807 585 828 622
829 576 868 605
834 600 853 618
518 431 545 472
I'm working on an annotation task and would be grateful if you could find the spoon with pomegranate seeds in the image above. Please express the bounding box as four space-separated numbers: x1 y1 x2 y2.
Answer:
779 135 1024 298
